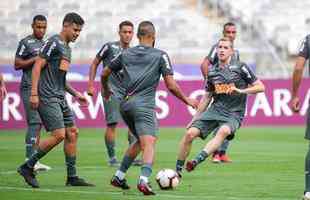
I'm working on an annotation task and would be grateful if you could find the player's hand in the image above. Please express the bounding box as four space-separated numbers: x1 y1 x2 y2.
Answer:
76 92 89 106
187 98 199 109
102 89 112 101
0 85 7 99
291 96 300 113
227 85 243 95
30 95 39 109
87 84 95 96
0 85 7 101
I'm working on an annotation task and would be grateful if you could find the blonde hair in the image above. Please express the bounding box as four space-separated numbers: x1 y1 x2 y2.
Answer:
218 37 233 48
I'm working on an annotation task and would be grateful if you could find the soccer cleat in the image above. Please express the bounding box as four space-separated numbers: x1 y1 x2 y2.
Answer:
186 160 198 172
137 180 155 195
220 154 232 163
304 191 310 200
110 175 130 190
34 161 51 172
212 153 221 163
109 158 120 167
66 176 95 186
17 164 39 188
132 159 143 166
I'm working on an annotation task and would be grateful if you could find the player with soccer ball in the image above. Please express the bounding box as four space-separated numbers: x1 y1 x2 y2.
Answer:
175 37 265 177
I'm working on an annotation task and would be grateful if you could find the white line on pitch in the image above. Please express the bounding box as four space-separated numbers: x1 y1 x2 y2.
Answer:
0 186 297 200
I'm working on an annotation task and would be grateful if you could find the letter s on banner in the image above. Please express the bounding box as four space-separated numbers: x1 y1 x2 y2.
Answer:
156 90 169 119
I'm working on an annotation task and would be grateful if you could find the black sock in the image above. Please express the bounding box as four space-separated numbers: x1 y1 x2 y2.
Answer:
65 155 77 177
194 150 209 164
176 160 185 173
26 148 47 168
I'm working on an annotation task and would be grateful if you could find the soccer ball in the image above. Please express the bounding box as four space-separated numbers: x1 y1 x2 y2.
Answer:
155 169 179 190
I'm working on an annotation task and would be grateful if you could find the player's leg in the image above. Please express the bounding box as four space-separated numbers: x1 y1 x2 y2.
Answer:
103 96 121 166
218 139 232 162
17 101 66 188
304 142 310 200
186 119 238 172
21 89 50 171
18 128 65 188
111 140 141 189
111 109 140 189
63 126 94 186
105 124 119 166
176 127 201 176
135 109 157 195
303 107 310 199
128 130 143 166
137 134 156 195
62 100 94 186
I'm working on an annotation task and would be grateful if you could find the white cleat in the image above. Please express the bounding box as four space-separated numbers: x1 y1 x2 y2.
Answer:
34 161 51 172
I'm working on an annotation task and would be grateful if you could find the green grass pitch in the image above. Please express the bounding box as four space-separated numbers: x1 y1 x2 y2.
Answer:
0 127 306 200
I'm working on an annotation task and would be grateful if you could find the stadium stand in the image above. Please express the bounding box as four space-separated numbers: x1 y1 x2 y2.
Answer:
0 0 310 79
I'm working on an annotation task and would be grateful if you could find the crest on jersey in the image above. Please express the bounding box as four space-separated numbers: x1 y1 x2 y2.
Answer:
111 44 120 49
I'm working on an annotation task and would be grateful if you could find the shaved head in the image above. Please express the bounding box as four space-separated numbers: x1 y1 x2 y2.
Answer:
137 21 155 38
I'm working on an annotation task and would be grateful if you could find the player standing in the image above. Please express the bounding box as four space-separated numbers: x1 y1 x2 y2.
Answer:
290 34 310 200
87 21 141 167
14 15 51 171
17 12 93 188
101 21 198 195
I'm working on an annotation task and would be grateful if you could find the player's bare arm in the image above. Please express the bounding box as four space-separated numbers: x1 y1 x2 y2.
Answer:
163 75 198 109
100 67 112 100
0 73 7 100
87 57 101 96
30 57 46 109
65 83 88 105
14 56 38 70
291 56 306 112
228 80 265 95
200 58 210 79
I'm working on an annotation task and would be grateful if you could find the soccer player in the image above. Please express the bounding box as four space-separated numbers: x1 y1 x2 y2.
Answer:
14 15 51 171
290 34 310 200
176 37 265 177
101 21 198 195
87 20 141 167
0 73 7 100
17 12 93 188
200 22 239 163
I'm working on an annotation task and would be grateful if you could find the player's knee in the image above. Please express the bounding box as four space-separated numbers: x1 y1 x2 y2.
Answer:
219 125 231 137
185 129 198 143
67 127 79 142
139 135 156 151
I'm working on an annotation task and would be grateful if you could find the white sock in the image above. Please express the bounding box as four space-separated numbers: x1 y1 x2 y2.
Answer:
305 192 310 198
115 170 125 180
139 175 148 183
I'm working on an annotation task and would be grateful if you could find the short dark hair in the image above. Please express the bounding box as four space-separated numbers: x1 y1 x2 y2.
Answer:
119 20 134 30
223 22 236 31
137 21 155 37
63 12 84 26
32 15 47 24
